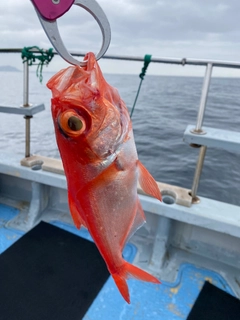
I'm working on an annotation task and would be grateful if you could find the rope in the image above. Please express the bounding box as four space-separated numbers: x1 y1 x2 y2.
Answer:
130 54 152 118
21 46 54 83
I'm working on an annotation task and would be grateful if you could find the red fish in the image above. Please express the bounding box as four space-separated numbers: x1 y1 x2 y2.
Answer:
47 52 162 303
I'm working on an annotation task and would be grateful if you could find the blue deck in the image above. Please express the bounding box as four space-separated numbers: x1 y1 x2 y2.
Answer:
0 203 235 319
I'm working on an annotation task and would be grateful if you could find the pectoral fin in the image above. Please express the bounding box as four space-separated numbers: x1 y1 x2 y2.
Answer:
137 160 162 201
68 191 87 229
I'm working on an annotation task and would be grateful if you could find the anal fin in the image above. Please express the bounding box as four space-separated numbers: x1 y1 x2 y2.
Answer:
124 199 146 246
137 160 162 201
119 198 145 248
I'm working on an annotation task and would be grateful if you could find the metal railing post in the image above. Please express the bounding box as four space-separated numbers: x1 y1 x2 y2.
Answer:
192 63 213 133
23 61 32 157
190 146 207 203
189 63 213 202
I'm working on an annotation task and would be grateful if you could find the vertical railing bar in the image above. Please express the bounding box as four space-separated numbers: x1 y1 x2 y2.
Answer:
23 61 29 107
190 146 207 203
190 63 213 202
25 117 31 158
192 63 213 133
23 61 31 157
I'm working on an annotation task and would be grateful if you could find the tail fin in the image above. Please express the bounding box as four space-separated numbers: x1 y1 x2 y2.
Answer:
112 273 130 304
112 261 160 304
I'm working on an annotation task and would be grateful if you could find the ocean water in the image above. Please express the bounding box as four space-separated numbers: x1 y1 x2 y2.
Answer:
0 71 239 206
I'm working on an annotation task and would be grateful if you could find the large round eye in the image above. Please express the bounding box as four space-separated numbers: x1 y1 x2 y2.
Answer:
58 110 86 137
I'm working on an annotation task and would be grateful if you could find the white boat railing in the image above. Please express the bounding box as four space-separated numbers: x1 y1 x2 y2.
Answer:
2 48 240 68
0 48 240 205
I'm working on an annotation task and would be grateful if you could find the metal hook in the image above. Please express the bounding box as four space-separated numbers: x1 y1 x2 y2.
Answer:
32 0 111 66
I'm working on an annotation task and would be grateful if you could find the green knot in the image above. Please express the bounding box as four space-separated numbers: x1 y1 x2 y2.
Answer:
139 54 152 80
21 46 54 83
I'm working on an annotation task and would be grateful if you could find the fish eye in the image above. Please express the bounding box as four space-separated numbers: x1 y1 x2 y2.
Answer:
68 116 83 131
58 110 86 137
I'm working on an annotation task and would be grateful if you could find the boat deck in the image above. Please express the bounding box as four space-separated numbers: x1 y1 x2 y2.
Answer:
0 203 235 320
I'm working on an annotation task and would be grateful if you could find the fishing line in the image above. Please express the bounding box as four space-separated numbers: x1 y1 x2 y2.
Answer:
130 54 152 118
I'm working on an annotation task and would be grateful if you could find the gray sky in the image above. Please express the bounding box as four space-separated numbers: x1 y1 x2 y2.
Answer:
1 0 240 76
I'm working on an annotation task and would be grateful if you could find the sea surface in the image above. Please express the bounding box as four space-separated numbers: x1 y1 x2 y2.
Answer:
0 71 239 206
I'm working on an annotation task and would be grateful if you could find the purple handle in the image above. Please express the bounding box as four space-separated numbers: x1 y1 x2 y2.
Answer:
31 0 75 21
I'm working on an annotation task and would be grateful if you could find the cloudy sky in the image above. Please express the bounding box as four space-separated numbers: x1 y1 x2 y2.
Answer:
0 0 240 76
